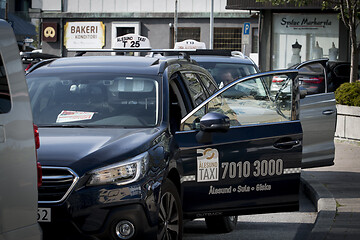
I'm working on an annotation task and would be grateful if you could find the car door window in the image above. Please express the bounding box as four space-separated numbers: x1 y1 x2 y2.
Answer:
181 73 294 131
298 62 326 95
0 56 11 114
181 72 207 107
197 73 217 96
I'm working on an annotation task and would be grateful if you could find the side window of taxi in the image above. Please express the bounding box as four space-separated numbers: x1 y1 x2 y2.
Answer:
197 73 217 96
181 72 207 107
0 56 11 114
181 75 293 131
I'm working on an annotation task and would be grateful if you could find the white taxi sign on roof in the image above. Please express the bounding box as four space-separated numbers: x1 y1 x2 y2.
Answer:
174 39 206 49
113 34 151 49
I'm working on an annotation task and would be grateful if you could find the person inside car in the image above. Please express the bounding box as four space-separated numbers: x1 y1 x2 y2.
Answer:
219 69 237 88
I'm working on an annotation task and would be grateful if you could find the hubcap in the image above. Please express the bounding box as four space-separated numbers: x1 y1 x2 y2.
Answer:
158 192 179 240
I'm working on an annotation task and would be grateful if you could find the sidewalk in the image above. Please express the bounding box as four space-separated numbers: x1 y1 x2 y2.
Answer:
302 140 360 240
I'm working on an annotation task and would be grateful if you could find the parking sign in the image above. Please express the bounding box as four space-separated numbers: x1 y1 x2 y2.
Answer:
243 22 250 35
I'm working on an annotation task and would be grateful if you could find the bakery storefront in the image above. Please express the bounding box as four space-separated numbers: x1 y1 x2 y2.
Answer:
226 0 346 71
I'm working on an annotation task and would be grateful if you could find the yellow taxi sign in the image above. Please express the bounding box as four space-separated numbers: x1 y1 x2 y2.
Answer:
113 34 151 49
174 39 206 49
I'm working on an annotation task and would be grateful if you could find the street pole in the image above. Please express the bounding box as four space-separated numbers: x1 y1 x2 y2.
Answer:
174 0 178 45
210 0 214 49
5 0 8 22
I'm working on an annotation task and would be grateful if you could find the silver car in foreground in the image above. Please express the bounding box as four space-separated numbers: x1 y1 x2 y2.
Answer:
0 20 42 240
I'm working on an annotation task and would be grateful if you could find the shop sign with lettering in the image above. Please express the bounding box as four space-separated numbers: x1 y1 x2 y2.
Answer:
64 22 105 49
274 13 338 35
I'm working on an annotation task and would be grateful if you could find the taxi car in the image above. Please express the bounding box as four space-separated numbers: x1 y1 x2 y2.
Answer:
26 51 303 240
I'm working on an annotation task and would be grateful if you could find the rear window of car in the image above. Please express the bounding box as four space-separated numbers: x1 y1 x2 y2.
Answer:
26 72 160 128
0 55 11 114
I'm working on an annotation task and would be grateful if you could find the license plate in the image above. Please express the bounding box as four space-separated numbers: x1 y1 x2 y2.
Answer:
37 208 51 222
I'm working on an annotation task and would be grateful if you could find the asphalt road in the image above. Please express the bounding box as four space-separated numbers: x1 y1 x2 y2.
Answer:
183 189 316 240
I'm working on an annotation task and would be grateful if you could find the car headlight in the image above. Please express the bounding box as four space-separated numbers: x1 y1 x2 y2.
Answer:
87 152 149 186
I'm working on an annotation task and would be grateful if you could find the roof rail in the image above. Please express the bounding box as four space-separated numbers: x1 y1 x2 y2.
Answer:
231 51 246 59
69 49 196 62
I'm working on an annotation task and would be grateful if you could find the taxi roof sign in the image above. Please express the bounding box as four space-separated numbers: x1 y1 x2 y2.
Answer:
113 34 151 50
174 39 206 49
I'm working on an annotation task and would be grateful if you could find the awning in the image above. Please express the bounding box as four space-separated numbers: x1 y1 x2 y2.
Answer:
226 0 325 10
0 12 36 37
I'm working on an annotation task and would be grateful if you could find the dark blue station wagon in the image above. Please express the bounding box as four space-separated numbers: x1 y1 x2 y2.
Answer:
26 54 303 240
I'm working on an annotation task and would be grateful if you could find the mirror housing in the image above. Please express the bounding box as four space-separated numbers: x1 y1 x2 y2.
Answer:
196 112 230 144
200 112 230 132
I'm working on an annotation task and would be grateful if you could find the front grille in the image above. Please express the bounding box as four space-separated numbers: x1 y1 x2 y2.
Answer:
39 167 79 204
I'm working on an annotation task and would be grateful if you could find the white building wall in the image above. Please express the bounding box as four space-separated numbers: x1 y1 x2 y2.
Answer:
42 0 62 11
35 0 241 13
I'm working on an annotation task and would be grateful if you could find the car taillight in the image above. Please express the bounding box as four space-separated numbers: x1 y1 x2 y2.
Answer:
37 162 42 187
33 124 40 149
25 63 32 72
272 76 284 83
300 76 324 84
33 124 42 187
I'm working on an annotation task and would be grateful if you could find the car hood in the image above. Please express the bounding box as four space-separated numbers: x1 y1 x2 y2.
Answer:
37 127 162 176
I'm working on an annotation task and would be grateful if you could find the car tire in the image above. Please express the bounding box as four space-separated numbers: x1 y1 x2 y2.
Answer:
205 215 237 233
157 179 183 240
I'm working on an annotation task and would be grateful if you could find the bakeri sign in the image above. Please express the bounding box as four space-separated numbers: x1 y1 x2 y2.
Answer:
64 22 105 49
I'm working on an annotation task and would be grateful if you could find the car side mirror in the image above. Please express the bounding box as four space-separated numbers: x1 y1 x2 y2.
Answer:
196 112 230 144
200 112 230 132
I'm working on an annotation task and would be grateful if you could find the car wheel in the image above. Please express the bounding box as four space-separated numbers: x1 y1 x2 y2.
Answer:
205 215 237 233
157 179 183 240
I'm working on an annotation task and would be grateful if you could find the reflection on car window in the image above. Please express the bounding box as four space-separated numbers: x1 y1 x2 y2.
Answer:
182 72 207 106
181 75 293 131
27 72 159 127
0 56 11 114
197 74 217 96
298 63 325 95
197 62 258 87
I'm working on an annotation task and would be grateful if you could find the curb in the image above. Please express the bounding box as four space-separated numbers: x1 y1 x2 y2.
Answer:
300 171 337 240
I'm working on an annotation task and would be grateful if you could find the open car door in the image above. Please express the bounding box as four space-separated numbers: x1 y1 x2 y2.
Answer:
295 59 336 168
175 70 302 218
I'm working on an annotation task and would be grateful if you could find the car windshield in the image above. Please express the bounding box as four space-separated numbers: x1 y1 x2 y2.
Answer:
196 62 258 87
27 72 160 128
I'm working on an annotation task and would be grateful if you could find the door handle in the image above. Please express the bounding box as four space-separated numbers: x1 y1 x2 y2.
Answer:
323 110 335 115
274 140 300 149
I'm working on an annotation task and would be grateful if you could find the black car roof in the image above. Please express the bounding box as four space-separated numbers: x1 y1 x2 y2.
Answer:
28 55 167 75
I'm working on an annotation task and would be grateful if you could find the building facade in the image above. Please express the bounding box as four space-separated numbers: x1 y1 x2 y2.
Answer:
0 0 37 50
30 0 259 59
227 0 351 71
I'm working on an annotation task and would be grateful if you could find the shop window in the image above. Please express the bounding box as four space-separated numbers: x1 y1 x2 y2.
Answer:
0 56 11 114
272 14 339 69
214 27 242 51
111 22 141 50
252 27 259 53
170 27 201 48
